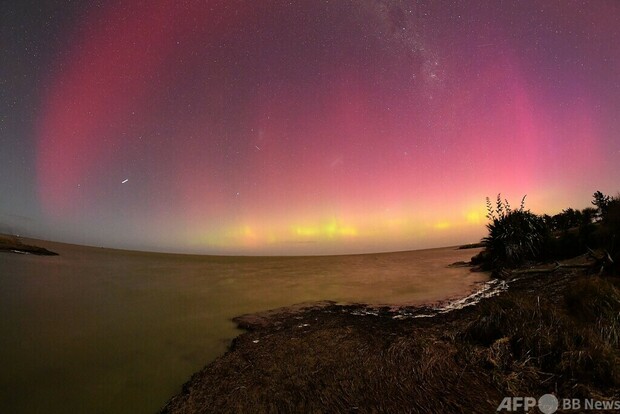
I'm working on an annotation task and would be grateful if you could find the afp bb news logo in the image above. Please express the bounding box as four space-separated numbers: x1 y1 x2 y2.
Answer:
497 394 620 413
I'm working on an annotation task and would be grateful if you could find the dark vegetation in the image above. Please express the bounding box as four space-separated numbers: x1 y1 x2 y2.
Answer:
472 191 619 277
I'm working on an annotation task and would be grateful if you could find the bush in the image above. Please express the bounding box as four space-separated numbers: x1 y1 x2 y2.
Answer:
480 195 547 273
542 229 585 261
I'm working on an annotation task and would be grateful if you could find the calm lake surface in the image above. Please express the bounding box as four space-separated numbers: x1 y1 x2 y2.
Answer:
0 240 486 414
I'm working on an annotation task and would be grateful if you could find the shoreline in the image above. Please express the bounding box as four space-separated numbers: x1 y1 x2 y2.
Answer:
0 234 58 256
161 254 619 413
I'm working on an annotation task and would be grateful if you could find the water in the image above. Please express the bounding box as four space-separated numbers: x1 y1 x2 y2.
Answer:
0 240 486 414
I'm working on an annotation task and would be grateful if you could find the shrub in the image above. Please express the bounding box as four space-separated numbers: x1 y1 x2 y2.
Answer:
480 195 547 272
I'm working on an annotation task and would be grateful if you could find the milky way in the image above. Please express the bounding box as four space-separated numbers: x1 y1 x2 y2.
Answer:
8 0 620 254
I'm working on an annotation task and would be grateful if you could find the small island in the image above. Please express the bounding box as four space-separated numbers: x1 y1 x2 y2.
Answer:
0 234 58 256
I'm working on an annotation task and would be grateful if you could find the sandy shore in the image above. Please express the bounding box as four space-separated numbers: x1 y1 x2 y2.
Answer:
161 254 620 413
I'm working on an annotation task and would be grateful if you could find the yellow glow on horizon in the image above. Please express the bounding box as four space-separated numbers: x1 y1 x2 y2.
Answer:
242 226 257 241
294 218 357 239
433 221 451 230
295 226 319 236
465 210 483 225
189 204 491 252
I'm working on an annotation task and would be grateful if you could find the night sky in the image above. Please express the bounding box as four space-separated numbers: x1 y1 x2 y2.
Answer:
1 0 619 255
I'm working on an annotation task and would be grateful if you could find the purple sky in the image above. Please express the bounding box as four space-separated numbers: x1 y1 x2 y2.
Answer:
2 0 619 254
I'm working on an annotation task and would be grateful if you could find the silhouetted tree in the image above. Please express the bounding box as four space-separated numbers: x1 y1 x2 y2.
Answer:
593 191 611 218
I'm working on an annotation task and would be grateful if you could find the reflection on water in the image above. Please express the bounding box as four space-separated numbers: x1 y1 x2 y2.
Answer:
0 241 486 414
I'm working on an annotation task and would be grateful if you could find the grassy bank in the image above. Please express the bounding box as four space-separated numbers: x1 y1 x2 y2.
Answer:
161 261 620 413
